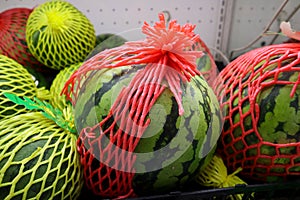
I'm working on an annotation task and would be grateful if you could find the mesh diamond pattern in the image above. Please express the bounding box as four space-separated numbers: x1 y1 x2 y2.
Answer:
0 8 48 73
213 43 300 182
49 63 81 111
26 0 96 70
62 14 219 198
193 36 218 86
0 55 39 120
0 112 83 200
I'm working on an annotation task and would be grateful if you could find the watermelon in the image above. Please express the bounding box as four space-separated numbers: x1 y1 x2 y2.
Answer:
49 63 82 112
73 65 221 196
213 43 300 182
0 7 57 88
63 14 222 198
0 54 50 120
0 111 82 200
26 0 96 70
193 36 218 86
85 33 127 60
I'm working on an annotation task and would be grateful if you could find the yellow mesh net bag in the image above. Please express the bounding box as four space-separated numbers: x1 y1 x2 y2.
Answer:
0 55 50 120
49 62 81 111
26 0 96 70
196 155 253 200
0 7 59 89
0 111 82 200
0 91 81 200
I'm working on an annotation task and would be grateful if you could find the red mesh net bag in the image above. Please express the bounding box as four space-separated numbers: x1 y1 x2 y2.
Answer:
193 36 218 86
0 8 52 74
63 14 221 198
213 43 300 182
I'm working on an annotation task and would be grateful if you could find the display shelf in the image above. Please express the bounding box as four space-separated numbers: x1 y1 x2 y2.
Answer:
1 0 299 62
225 0 300 59
0 0 226 55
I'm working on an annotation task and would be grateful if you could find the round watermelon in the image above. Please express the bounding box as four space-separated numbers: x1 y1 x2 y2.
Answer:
0 54 50 120
73 65 221 197
193 36 218 87
0 112 82 200
26 0 96 70
85 33 127 60
213 43 300 182
63 14 222 198
49 62 82 111
0 7 57 88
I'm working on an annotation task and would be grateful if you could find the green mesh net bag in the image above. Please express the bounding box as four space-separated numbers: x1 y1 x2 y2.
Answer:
49 62 82 111
26 0 96 70
213 42 300 182
0 93 82 200
0 55 50 120
0 7 57 88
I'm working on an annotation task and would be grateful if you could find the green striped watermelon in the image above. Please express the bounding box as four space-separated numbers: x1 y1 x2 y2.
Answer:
0 7 59 89
26 0 96 70
49 63 82 112
85 33 127 60
0 112 82 200
73 64 221 196
213 43 300 182
0 55 50 120
63 13 222 198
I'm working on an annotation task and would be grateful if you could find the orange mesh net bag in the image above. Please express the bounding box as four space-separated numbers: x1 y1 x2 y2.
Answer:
63 14 222 199
213 42 300 182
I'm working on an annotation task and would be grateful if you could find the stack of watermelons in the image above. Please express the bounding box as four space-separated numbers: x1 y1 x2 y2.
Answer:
0 0 299 200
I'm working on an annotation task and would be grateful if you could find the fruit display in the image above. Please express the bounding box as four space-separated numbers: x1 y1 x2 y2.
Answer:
213 43 300 182
0 1 300 199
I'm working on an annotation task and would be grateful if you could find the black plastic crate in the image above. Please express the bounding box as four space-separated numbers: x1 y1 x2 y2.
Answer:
129 181 300 200
79 179 300 200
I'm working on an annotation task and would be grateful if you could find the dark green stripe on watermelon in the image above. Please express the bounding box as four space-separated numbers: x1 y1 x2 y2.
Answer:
74 65 144 135
132 75 219 196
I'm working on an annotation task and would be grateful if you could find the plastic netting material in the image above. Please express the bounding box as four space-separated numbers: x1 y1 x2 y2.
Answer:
49 62 81 111
0 112 83 200
0 8 47 73
213 43 300 182
196 155 249 200
0 55 49 120
193 36 218 86
26 0 96 70
63 14 209 198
